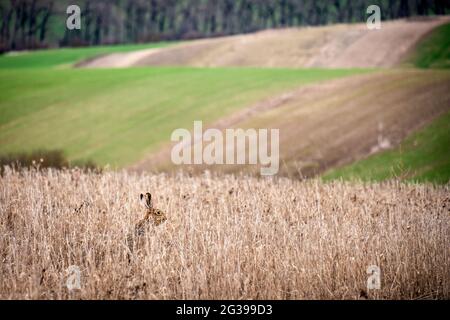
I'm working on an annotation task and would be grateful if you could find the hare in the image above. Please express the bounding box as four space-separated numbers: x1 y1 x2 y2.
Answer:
136 192 167 231
127 192 167 254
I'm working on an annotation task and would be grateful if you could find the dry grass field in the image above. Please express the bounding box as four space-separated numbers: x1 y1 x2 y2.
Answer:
1 167 448 299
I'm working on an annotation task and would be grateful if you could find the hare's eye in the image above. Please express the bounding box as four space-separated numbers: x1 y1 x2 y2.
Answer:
155 211 162 216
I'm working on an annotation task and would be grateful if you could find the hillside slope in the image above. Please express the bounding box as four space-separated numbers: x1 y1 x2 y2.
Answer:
137 69 450 179
407 22 450 68
323 110 450 184
0 67 365 167
79 17 450 69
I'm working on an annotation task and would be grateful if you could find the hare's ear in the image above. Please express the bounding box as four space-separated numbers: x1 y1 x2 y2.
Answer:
140 193 144 201
145 192 152 208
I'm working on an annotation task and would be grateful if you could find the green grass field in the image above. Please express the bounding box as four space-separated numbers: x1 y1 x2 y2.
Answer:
0 46 369 167
323 111 450 184
0 42 174 69
409 22 450 69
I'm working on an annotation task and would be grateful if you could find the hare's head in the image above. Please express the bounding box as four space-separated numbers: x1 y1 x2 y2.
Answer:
139 192 167 226
152 209 167 226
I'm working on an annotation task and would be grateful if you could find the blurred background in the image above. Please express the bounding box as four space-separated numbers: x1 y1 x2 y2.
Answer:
0 0 449 183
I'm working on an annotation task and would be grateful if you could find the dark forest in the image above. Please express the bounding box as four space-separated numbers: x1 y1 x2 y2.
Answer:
1 0 449 52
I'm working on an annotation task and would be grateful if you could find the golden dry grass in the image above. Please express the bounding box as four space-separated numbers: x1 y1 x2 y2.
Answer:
0 168 449 299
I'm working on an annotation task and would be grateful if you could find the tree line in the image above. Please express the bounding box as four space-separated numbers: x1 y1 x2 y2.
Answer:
1 0 449 52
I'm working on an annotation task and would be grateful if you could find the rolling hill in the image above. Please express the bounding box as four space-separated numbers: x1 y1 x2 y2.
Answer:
136 69 450 181
0 66 366 167
1 18 449 183
79 17 450 69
